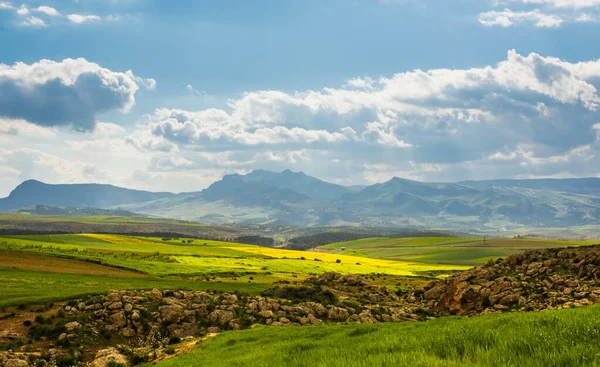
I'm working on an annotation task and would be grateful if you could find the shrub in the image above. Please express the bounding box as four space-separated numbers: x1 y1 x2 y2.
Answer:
168 336 182 345
336 259 342 263
23 320 32 327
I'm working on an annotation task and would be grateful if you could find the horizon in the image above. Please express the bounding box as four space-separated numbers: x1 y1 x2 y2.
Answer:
2 1 600 197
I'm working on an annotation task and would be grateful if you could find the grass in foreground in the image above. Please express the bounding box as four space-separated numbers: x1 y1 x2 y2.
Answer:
0 267 269 308
155 305 600 367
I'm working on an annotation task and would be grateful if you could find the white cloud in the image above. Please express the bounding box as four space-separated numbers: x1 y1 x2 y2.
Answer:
502 0 600 9
124 50 600 185
67 14 101 23
15 4 28 15
0 58 155 130
575 12 600 22
0 2 14 10
20 16 46 27
479 9 564 27
34 6 60 17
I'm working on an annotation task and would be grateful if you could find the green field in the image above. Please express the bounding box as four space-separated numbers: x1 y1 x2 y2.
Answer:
0 267 269 308
0 234 470 278
319 237 598 265
155 304 600 367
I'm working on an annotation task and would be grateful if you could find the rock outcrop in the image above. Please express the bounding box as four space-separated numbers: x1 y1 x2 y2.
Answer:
417 245 600 316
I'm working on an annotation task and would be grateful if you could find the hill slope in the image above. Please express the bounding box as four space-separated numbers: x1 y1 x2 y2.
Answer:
0 180 173 212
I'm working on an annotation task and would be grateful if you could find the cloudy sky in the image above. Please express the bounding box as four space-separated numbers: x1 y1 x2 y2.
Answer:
1 0 600 196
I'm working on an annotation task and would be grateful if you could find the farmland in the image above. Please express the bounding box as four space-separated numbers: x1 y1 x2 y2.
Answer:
318 237 597 265
0 233 472 307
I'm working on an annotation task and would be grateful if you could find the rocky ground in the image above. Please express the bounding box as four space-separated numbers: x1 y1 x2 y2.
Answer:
2 245 600 367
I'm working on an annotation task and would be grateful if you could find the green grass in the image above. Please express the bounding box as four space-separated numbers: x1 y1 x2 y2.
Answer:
0 267 269 308
155 305 600 367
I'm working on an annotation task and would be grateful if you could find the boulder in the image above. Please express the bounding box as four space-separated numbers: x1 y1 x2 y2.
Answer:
91 348 129 367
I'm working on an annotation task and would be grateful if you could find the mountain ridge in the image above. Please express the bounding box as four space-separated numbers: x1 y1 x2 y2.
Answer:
2 171 600 231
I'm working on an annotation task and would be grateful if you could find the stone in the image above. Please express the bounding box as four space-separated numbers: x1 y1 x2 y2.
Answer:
108 301 123 310
208 310 235 326
5 360 29 367
150 288 163 301
109 311 127 328
159 305 185 323
64 321 82 331
91 347 129 367
327 307 350 321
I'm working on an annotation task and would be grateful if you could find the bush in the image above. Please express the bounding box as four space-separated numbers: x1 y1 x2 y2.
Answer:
168 336 182 345
23 320 32 327
336 259 342 263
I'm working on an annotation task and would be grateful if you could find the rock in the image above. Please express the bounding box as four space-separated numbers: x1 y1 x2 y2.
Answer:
159 305 185 324
259 310 274 318
150 288 163 301
106 292 122 303
124 303 134 312
109 311 127 328
91 347 129 367
327 307 350 321
58 333 67 342
5 360 29 367
207 327 220 334
108 301 123 310
64 321 82 331
208 310 235 326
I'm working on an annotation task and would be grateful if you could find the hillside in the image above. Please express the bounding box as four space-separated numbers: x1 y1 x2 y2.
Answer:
2 171 600 232
0 180 173 212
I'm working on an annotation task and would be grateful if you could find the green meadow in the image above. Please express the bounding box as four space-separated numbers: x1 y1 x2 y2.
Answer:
0 267 269 308
155 304 600 367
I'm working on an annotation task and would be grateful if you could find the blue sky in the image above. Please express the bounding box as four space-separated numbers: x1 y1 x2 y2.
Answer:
1 0 600 195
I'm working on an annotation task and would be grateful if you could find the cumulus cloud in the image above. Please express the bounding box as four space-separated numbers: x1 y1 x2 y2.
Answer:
34 6 60 17
20 16 46 27
479 9 563 27
0 58 155 131
129 50 600 183
67 14 101 23
502 0 600 9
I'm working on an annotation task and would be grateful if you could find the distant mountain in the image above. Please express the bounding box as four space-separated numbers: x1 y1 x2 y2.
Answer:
0 180 173 212
200 173 310 208
460 178 600 195
237 169 351 200
2 173 600 232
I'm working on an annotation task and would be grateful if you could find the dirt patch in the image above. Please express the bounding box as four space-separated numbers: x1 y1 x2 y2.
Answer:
0 251 148 278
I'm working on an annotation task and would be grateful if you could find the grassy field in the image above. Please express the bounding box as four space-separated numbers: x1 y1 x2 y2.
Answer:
319 237 598 265
0 267 269 308
0 234 470 278
2 233 593 308
154 304 600 367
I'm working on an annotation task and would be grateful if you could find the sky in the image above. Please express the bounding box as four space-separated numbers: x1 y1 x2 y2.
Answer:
1 0 600 196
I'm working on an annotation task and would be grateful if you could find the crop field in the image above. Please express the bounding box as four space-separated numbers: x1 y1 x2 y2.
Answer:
153 304 600 367
319 237 598 265
2 233 592 309
0 234 472 307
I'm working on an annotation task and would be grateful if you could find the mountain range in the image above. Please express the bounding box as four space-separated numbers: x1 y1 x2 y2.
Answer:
1 170 599 231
